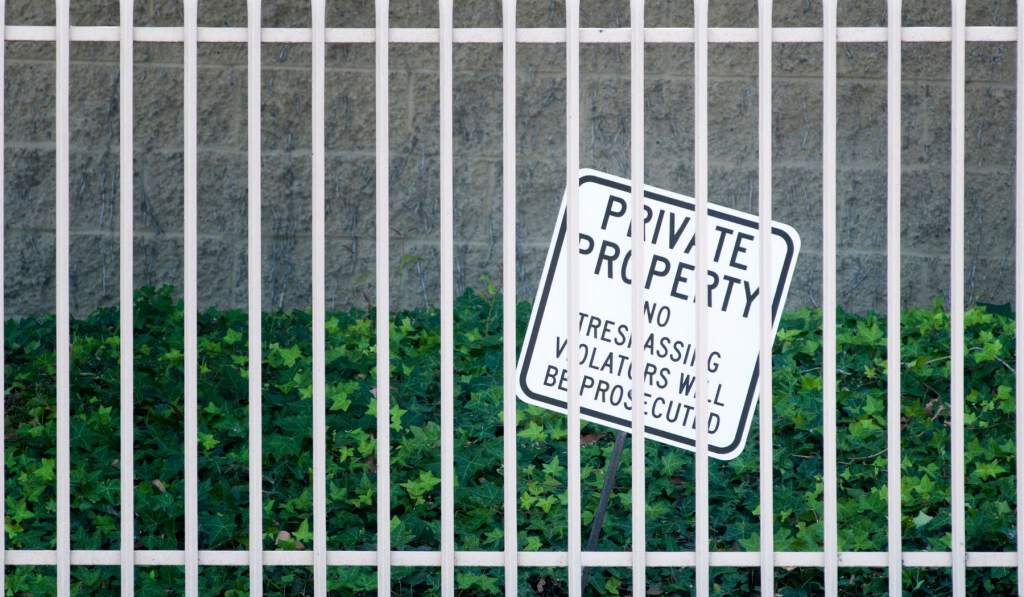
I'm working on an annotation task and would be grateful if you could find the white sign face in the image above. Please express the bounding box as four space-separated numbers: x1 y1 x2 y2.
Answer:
516 170 801 461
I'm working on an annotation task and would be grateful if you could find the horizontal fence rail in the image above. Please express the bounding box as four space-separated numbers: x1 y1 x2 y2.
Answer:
3 1 1023 597
2 25 1022 43
0 550 1020 568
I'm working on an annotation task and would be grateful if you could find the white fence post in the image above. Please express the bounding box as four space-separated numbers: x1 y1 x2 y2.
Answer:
565 1 583 596
822 2 838 595
757 2 774 595
629 1 646 594
375 1 392 595
1017 3 1024 596
501 1 519 594
312 0 328 594
247 2 264 595
693 2 710 596
55 0 71 594
951 1 967 595
439 1 456 594
0 0 5 588
119 0 137 594
183 0 200 594
886 1 903 596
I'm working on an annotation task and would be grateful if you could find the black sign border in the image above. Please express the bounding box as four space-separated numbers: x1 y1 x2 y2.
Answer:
518 173 797 456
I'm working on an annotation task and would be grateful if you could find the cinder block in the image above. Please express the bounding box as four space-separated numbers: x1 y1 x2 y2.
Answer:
6 62 57 143
963 169 1016 257
135 152 185 235
324 154 378 239
836 168 888 251
134 64 186 151
6 0 56 26
5 230 57 319
901 169 952 256
198 65 243 148
517 74 569 161
197 237 237 312
69 58 122 146
197 151 249 236
835 81 887 165
772 79 825 165
836 42 886 81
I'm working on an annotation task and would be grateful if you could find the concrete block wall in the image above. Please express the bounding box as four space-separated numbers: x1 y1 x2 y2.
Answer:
3 0 1019 317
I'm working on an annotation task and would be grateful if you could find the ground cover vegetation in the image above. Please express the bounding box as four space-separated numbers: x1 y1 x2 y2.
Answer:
2 285 1019 596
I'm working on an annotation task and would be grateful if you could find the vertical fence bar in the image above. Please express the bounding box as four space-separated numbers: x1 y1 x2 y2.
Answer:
375 1 392 594
822 1 838 595
629 0 646 593
247 2 264 595
439 0 455 594
565 1 582 595
950 1 966 595
55 0 71 594
0 0 5 589
311 0 328 594
501 0 518 593
693 1 709 596
1016 3 1024 594
757 1 774 595
1016 0 1024 590
119 0 136 594
885 2 902 596
183 0 199 594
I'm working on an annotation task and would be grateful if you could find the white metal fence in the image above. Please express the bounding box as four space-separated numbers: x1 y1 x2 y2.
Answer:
2 1 1022 596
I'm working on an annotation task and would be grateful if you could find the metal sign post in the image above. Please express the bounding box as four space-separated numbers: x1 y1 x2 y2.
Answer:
581 430 627 592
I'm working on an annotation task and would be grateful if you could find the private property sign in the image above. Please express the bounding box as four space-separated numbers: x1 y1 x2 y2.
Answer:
516 170 801 460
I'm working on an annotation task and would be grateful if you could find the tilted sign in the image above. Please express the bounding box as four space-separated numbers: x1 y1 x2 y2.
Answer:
516 170 801 460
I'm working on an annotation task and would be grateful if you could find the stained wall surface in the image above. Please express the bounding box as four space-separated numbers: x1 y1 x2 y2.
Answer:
3 0 1018 316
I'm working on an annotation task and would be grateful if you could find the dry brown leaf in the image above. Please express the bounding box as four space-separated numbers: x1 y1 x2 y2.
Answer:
275 530 291 545
647 588 664 595
151 479 167 493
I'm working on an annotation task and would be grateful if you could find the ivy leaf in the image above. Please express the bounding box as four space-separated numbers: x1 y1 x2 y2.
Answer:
265 434 302 461
328 381 358 412
463 482 503 507
390 402 407 432
974 340 1003 363
738 532 761 552
294 519 314 544
524 535 543 551
518 421 548 442
201 512 234 548
400 471 442 505
33 458 55 482
542 456 565 476
223 328 243 345
458 573 500 595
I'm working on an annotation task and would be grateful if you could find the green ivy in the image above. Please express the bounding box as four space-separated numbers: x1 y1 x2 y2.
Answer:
2 286 1019 596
